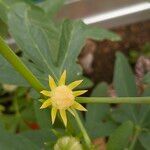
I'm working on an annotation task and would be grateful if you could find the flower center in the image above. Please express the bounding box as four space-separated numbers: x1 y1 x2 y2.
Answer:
51 85 75 109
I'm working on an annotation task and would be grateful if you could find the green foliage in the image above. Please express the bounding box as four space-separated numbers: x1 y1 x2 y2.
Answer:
85 83 117 138
0 87 36 133
0 123 39 150
0 0 22 23
139 132 150 150
21 129 57 149
113 52 139 124
114 52 137 97
0 55 28 86
0 19 8 38
0 1 120 148
34 100 52 129
143 72 150 84
107 121 134 150
142 42 150 57
129 42 150 64
0 0 120 88
7 2 119 86
112 52 150 149
0 0 149 149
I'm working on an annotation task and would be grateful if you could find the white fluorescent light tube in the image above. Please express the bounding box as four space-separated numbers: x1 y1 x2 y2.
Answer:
83 2 150 24
65 0 80 4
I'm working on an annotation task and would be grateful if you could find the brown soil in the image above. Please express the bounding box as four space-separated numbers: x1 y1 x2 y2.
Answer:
80 20 150 84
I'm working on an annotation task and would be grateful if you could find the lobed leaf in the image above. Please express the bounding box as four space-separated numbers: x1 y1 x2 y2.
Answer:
5 2 120 86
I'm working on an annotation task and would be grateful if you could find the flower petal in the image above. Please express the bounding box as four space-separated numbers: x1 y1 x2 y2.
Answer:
51 107 57 124
73 90 87 97
68 80 83 90
60 109 67 127
72 102 87 111
40 99 52 109
59 70 66 86
49 75 57 90
40 90 51 97
68 108 75 117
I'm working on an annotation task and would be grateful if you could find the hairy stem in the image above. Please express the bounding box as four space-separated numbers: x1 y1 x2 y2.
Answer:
73 110 92 149
0 36 44 92
76 97 150 104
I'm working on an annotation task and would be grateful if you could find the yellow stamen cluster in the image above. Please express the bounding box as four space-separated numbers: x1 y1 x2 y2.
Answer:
40 70 87 126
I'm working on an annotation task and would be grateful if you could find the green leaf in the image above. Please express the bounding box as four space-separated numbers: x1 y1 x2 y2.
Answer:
114 52 137 97
0 0 36 23
22 89 51 129
0 0 22 23
0 19 8 38
30 90 52 129
141 87 150 128
112 80 150 128
77 76 93 89
112 52 139 124
91 82 108 97
34 100 52 129
134 141 145 150
0 115 19 133
143 85 150 96
0 55 28 86
139 132 150 150
0 123 39 150
143 72 150 84
86 83 117 138
7 3 63 85
7 2 120 87
107 121 134 150
67 111 84 136
56 20 120 82
21 129 56 149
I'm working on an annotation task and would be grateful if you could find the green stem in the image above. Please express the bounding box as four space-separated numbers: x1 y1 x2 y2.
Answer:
129 125 141 150
76 97 150 104
0 37 91 148
73 110 92 149
0 36 44 92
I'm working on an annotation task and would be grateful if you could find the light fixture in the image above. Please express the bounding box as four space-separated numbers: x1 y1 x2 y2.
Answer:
65 0 80 4
83 2 150 24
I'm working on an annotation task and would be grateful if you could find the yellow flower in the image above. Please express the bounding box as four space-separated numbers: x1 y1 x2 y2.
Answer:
40 70 87 126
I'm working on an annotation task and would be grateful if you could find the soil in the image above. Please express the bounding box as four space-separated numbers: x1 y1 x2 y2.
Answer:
79 20 150 84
